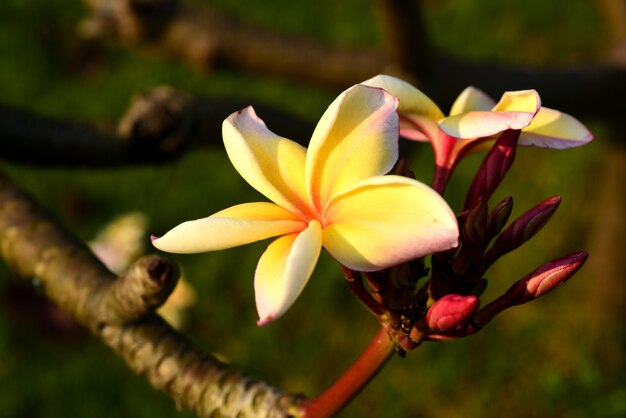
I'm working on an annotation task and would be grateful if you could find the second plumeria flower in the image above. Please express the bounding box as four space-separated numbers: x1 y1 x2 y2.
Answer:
153 85 459 325
362 75 593 192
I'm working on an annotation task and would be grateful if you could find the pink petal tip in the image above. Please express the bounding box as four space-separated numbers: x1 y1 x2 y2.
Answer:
256 315 274 327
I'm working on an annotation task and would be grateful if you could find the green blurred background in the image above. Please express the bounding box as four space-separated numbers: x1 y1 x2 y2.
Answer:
0 0 624 417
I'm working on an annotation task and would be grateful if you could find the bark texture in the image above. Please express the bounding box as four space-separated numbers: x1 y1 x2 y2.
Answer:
0 171 303 417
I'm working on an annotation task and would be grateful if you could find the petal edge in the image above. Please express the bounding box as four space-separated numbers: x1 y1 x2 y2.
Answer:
152 202 304 254
323 176 458 271
255 220 322 325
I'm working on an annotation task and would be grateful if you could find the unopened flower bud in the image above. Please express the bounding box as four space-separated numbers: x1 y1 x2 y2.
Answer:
463 197 488 245
486 196 513 240
474 251 588 326
426 294 479 331
464 129 520 209
484 196 560 269
452 198 488 275
513 250 588 303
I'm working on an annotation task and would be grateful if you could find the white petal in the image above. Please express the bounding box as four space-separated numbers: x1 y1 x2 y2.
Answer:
152 202 304 253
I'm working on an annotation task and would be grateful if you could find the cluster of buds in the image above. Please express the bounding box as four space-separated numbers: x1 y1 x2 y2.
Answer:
343 77 592 353
344 133 587 351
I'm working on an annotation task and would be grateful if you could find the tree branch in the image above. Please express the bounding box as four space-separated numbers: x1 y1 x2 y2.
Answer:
595 0 626 65
80 0 626 128
80 0 387 87
0 170 303 417
375 0 431 82
0 88 314 166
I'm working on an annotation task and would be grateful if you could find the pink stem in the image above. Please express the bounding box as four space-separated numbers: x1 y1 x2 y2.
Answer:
299 326 396 418
345 274 386 317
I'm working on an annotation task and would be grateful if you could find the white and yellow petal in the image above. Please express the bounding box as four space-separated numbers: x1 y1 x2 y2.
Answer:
363 74 444 143
322 176 458 271
255 220 322 325
152 202 304 253
492 89 541 113
223 107 309 215
449 86 496 115
518 106 594 148
439 90 540 139
305 85 399 209
362 74 445 121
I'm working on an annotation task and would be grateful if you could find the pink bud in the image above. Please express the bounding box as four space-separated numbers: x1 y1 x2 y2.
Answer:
426 294 480 331
474 251 588 326
512 250 588 303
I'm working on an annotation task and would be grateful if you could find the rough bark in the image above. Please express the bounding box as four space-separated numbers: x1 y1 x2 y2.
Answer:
0 170 303 417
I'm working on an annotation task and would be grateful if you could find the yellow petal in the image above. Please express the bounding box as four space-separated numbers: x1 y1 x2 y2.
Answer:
322 176 458 271
305 85 399 210
439 90 540 139
362 74 445 121
449 86 496 115
492 89 541 113
255 220 322 325
519 106 594 148
152 202 305 253
364 75 443 143
223 107 310 216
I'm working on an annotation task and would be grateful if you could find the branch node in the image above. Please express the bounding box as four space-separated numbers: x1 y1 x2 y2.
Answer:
101 254 180 324
117 86 194 158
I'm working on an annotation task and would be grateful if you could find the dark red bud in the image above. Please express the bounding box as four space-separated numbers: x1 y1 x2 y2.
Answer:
474 251 588 326
463 197 488 245
513 250 588 303
464 130 520 209
484 196 560 269
486 196 514 239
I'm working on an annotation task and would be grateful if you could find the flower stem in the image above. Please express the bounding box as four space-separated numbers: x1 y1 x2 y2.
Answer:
299 326 396 418
342 267 386 316
432 165 452 195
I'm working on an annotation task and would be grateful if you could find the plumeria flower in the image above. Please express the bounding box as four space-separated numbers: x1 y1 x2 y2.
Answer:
362 75 593 192
152 85 458 325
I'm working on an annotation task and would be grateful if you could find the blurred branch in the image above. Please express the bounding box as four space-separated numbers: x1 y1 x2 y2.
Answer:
0 104 129 166
0 88 313 166
375 0 431 81
595 0 626 65
584 146 626 340
0 170 302 417
80 0 387 87
80 0 626 127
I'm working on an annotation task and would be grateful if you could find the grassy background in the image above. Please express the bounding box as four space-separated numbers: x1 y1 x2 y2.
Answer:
0 0 624 417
